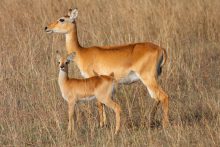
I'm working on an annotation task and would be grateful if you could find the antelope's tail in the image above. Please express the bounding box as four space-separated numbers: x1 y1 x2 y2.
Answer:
157 48 167 76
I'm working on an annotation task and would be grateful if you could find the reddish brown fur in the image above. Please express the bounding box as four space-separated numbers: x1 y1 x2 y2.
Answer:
57 52 121 135
46 9 169 128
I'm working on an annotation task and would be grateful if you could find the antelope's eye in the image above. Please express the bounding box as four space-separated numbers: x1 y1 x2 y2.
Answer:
59 19 65 22
58 62 60 64
65 61 69 64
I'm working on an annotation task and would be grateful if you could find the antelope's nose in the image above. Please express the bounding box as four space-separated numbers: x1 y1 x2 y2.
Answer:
44 27 48 30
60 65 64 69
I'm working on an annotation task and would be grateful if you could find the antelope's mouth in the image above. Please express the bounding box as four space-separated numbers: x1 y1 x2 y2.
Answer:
44 26 53 33
60 67 65 71
45 30 53 33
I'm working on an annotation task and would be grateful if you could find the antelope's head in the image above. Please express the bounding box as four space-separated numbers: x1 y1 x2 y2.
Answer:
56 51 76 72
45 8 78 34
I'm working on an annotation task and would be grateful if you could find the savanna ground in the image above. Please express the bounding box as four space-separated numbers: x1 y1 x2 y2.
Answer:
0 0 220 146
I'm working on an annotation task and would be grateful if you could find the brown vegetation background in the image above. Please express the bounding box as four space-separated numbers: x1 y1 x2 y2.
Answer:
0 0 220 146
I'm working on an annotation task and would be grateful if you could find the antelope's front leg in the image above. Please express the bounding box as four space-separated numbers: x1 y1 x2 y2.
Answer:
68 100 75 135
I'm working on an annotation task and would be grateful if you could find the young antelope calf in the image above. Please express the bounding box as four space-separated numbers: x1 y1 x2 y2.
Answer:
56 51 121 134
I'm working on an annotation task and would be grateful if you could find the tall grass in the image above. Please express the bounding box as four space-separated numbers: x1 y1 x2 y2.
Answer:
0 0 220 146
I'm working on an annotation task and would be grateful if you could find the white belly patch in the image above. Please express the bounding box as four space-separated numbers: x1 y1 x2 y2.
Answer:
80 96 96 101
80 71 89 78
119 71 140 84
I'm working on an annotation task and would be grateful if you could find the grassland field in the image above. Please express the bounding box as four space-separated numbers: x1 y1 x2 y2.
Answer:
0 0 220 146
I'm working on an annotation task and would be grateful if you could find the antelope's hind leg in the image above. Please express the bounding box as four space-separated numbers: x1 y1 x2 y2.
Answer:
98 98 121 134
97 101 107 127
139 73 169 127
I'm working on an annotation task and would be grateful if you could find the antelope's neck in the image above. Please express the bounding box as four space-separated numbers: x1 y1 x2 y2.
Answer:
65 24 81 54
58 70 69 86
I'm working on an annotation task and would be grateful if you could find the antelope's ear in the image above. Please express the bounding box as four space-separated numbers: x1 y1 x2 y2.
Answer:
93 70 99 76
69 8 78 20
67 52 76 61
56 50 61 61
68 9 72 16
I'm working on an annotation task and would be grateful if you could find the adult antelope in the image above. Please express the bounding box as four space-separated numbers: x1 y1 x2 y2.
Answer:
45 8 169 127
56 51 121 134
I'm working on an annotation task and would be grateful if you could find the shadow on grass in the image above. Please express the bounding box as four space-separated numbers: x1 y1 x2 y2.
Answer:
179 106 219 126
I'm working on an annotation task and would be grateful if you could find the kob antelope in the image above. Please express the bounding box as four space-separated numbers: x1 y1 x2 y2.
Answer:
56 51 121 134
45 9 169 127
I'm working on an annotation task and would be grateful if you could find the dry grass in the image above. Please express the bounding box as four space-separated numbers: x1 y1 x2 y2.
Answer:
0 0 220 146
